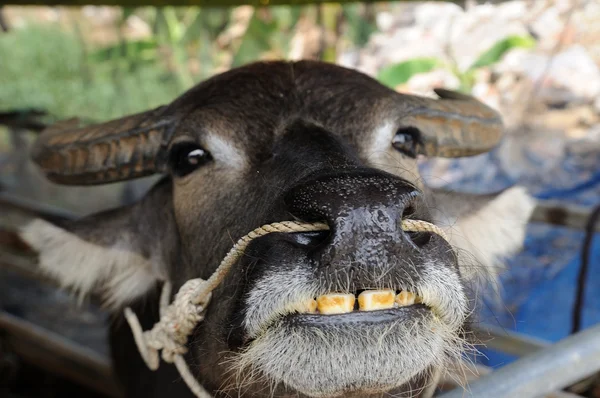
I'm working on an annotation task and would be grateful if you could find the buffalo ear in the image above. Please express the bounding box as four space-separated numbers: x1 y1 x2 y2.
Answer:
19 178 178 309
426 186 536 282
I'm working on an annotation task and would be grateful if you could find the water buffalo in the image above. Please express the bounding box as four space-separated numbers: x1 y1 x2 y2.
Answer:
19 60 535 397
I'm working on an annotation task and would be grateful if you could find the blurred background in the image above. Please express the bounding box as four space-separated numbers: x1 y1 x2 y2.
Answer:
0 0 599 396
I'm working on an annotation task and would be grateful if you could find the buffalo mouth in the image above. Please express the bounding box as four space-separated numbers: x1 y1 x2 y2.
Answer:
242 263 468 342
227 259 469 398
275 289 433 328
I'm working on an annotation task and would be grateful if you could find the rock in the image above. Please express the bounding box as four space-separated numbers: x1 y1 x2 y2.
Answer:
496 45 600 104
375 11 395 33
594 96 600 114
530 6 566 46
568 125 600 155
531 106 597 131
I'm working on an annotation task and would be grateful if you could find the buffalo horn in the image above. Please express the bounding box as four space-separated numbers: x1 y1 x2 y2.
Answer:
399 88 504 158
30 106 175 185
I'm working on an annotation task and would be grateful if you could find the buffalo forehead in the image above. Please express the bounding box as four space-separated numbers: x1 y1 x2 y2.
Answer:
167 61 396 151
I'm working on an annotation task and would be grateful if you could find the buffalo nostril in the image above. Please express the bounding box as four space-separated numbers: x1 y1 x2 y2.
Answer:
406 231 432 248
402 205 416 219
289 231 330 248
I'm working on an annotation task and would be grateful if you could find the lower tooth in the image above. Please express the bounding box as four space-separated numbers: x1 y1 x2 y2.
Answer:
396 291 416 307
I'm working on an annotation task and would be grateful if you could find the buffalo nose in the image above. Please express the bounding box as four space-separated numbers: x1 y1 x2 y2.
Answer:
284 171 433 260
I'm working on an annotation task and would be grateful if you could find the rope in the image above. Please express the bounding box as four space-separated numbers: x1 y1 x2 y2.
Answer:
124 218 449 398
571 204 600 335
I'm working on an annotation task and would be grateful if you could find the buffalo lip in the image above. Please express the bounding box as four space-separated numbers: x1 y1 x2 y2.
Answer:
284 304 431 328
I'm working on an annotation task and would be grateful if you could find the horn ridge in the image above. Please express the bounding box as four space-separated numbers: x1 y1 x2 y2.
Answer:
399 88 504 158
409 107 502 125
31 105 175 185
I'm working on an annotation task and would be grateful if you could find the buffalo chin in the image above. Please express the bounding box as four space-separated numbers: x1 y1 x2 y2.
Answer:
229 308 462 398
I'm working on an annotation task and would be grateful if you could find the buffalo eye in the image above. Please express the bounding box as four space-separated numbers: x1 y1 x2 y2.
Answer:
392 127 422 159
169 142 212 177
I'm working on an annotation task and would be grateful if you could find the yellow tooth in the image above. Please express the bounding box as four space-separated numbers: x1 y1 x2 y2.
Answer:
316 294 355 314
358 290 395 311
305 299 318 313
396 291 417 307
292 299 317 314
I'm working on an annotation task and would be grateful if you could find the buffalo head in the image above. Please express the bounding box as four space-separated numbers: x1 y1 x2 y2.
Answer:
20 60 535 397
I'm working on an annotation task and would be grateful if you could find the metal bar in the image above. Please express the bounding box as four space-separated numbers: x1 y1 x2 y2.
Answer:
544 393 587 398
529 200 600 233
3 191 597 233
437 360 492 390
472 323 550 357
0 311 123 397
0 109 47 132
0 6 8 32
0 192 79 222
438 328 587 397
438 323 600 398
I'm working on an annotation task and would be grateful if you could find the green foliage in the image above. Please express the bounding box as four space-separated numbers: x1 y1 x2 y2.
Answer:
0 25 181 122
376 34 537 93
0 4 380 123
342 4 377 47
232 10 279 67
232 6 303 67
89 38 159 65
468 34 536 70
377 58 441 89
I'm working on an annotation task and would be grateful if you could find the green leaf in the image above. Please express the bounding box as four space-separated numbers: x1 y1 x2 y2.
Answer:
231 11 278 67
264 5 303 57
377 58 441 89
468 35 536 70
88 39 158 64
342 4 377 47
0 25 181 122
179 7 203 45
457 70 476 93
121 7 137 22
162 7 185 44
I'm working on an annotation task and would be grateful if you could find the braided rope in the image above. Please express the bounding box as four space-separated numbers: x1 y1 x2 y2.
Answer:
124 219 448 398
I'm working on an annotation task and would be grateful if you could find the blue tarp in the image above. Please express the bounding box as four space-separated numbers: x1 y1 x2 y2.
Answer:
479 227 600 367
419 142 600 368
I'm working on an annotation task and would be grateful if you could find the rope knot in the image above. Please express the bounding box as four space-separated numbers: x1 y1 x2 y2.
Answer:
124 278 212 372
